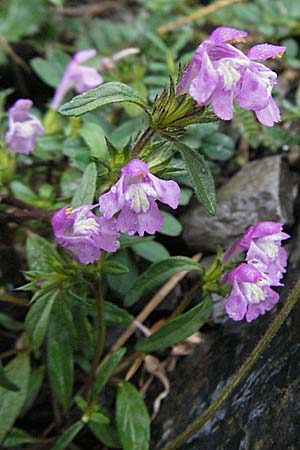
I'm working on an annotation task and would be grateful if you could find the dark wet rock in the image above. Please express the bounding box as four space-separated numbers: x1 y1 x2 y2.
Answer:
181 156 297 252
151 232 300 450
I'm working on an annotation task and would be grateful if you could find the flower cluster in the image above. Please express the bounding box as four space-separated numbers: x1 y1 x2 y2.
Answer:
224 222 289 322
5 99 45 154
52 159 180 263
177 27 285 126
51 49 103 110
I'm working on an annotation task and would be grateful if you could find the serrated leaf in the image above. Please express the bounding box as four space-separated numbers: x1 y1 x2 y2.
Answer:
136 298 212 352
25 290 59 351
116 381 150 450
175 141 216 215
124 256 200 306
71 162 97 207
51 421 84 450
58 82 148 117
0 354 30 443
92 349 126 401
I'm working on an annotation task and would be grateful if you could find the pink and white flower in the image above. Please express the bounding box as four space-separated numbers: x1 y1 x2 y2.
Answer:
98 159 180 236
177 27 285 126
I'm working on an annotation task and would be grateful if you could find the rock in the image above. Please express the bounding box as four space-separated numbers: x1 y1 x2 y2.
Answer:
151 228 300 450
181 156 297 252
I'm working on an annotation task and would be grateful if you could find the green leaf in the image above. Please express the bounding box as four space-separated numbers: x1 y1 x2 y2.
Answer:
0 0 47 42
0 362 19 392
104 302 134 328
116 381 150 450
124 256 200 306
136 298 212 352
89 420 121 448
47 318 74 410
51 421 84 450
132 241 170 262
159 211 182 236
0 354 30 443
2 427 32 447
92 349 126 401
10 181 37 204
79 122 108 160
58 82 148 117
0 313 23 331
20 366 45 416
202 133 235 161
26 234 59 272
25 290 59 351
107 250 138 296
119 235 154 249
71 162 97 207
102 261 130 275
175 141 216 215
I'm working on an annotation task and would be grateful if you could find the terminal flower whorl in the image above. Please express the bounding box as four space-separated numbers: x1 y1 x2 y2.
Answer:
98 159 180 236
5 99 45 154
51 205 119 264
223 222 290 322
177 27 285 126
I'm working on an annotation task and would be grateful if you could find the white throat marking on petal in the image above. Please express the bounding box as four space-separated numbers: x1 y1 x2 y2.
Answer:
73 209 100 234
125 183 157 213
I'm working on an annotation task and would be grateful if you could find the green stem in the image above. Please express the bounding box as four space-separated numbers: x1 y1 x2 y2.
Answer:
86 282 106 404
170 281 202 319
131 126 155 157
163 276 300 450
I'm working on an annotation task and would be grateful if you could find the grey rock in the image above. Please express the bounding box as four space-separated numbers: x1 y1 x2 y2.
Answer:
151 228 300 450
182 156 297 252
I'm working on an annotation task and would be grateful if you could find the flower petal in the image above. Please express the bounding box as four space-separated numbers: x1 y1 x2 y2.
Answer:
237 68 271 111
247 44 286 60
117 202 164 236
208 27 248 44
255 97 281 126
211 85 234 120
189 50 219 105
148 174 180 209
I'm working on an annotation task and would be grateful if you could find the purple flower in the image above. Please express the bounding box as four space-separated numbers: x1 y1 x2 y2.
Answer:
5 99 45 154
98 159 180 236
225 263 280 322
224 221 289 285
51 205 120 264
177 27 285 126
51 49 103 110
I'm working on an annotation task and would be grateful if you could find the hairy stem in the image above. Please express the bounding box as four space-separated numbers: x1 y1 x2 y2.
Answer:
163 276 300 450
131 126 155 157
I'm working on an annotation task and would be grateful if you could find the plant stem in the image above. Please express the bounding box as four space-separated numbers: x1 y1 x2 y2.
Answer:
170 281 202 319
163 276 300 450
131 126 155 157
86 282 106 404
